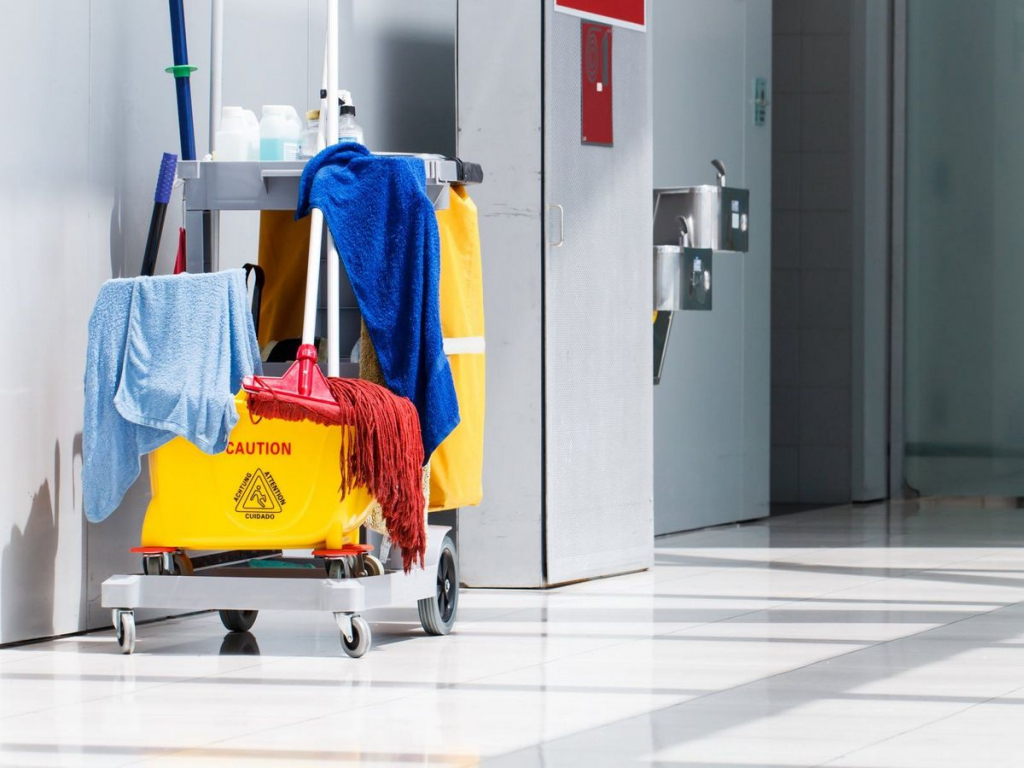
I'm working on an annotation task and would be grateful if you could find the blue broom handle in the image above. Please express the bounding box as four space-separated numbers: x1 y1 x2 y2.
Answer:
168 0 196 161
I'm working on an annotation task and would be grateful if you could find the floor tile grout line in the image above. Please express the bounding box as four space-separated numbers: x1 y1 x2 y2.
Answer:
158 535 1024 762
93 540 1024 765
118 534 870 765
0 654 276 725
12 504 1024 764
817 675 1024 767
0 597 559 727
656 546 1024 650
483 597 1024 766
136 590 1024 767
658 544 1024 612
124 599 683 765
474 538 1024 764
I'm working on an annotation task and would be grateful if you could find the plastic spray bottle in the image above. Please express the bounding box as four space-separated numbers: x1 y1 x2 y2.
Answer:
337 90 364 145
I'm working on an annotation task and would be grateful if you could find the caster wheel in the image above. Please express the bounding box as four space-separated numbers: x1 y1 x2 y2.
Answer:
141 552 193 576
340 616 371 658
327 559 346 580
219 609 258 633
363 554 385 577
116 611 136 655
172 553 194 575
418 535 458 636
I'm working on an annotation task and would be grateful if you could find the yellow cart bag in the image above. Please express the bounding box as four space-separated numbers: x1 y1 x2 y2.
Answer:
255 210 308 349
142 393 373 551
429 185 485 511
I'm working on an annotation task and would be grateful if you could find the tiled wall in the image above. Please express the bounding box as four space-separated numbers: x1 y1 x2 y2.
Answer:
771 0 853 504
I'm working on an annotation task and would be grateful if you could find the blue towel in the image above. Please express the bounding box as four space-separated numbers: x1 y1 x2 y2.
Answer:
297 143 459 458
83 269 262 523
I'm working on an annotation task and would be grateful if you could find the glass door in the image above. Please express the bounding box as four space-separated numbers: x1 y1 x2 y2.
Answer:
903 0 1024 494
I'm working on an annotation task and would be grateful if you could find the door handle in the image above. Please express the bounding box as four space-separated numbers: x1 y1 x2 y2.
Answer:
547 204 565 248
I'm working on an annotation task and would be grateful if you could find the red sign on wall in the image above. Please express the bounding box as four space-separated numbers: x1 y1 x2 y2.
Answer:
555 0 645 31
581 23 613 146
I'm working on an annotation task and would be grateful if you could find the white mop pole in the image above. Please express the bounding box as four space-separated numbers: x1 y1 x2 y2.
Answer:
209 0 223 151
208 0 224 268
325 0 341 377
300 42 331 350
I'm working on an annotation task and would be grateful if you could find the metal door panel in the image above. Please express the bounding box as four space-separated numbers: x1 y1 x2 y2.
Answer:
543 4 653 584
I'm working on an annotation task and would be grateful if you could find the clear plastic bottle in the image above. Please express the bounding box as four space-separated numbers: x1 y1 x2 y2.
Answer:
337 90 364 145
301 109 320 159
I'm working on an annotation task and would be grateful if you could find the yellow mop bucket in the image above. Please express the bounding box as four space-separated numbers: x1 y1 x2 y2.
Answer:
142 392 373 551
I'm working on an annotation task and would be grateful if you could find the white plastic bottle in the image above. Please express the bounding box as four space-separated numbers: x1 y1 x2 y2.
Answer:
260 105 302 161
337 90 364 145
216 106 259 161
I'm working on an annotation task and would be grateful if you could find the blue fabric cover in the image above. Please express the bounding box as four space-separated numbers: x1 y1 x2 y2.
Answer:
83 269 261 523
297 142 459 458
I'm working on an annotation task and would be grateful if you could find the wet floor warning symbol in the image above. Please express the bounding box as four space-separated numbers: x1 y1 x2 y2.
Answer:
235 469 284 515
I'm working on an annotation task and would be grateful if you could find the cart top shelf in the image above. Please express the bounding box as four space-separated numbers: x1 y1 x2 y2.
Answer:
179 155 483 213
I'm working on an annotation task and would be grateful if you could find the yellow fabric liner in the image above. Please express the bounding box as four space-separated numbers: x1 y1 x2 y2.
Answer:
256 211 308 349
429 185 485 511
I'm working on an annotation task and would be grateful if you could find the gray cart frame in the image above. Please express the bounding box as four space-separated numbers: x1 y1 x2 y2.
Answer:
101 154 478 657
103 525 458 657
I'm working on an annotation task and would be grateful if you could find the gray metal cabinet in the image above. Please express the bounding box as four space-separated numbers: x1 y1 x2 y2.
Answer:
456 0 653 587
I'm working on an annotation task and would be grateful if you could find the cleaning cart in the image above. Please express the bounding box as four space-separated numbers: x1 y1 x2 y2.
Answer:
101 0 480 658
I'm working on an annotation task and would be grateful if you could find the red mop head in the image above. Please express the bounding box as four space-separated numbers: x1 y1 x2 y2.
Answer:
246 357 426 571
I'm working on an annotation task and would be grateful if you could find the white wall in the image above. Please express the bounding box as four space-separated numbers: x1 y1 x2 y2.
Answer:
652 0 773 534
0 0 455 644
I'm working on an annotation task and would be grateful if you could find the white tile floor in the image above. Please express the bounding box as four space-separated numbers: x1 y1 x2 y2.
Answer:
4 501 1024 766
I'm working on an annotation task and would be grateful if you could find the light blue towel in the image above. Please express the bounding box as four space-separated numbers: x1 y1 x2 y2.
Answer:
83 269 262 523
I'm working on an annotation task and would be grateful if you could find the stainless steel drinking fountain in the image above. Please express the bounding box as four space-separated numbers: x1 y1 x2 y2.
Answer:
652 160 750 384
653 159 750 254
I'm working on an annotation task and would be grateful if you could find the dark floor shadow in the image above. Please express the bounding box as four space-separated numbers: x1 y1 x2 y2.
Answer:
654 551 1024 591
2 442 61 643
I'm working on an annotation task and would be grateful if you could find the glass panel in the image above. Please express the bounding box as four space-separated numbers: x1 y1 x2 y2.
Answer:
905 1 1024 494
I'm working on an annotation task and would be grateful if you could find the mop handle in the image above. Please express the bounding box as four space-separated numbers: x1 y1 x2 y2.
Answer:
140 153 178 277
324 0 341 378
167 0 197 161
299 34 332 352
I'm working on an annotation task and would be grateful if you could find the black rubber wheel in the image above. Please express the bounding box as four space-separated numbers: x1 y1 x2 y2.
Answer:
219 609 258 632
418 535 458 636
